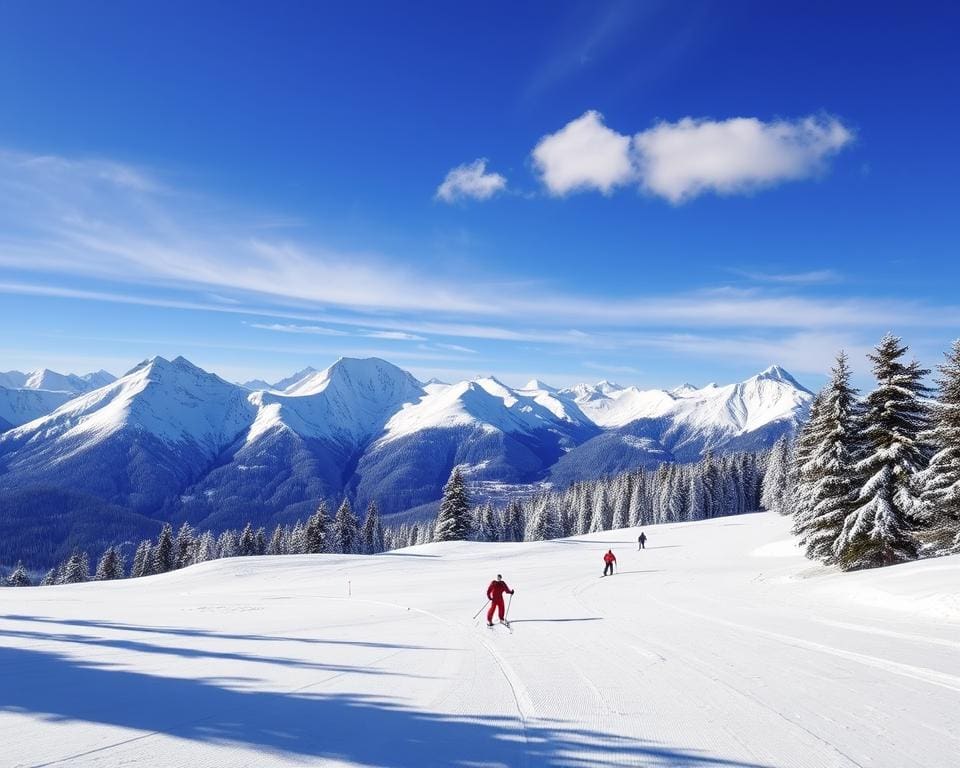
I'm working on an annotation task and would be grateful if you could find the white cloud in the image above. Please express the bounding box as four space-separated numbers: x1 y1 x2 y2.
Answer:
635 116 853 203
531 110 634 195
249 323 349 336
734 269 841 285
529 112 853 202
364 330 426 341
435 159 506 202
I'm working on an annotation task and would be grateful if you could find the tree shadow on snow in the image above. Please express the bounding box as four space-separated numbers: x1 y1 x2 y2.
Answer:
1 615 441 651
0 643 773 768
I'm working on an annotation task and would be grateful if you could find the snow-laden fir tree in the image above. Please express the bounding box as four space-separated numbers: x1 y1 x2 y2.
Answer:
360 501 382 554
7 561 32 586
153 523 175 574
921 339 960 552
131 540 153 578
791 353 861 563
267 525 285 555
434 466 472 541
332 498 360 553
526 498 560 541
835 334 930 570
62 550 90 583
40 568 57 586
789 391 827 531
238 522 257 556
761 436 793 515
175 522 196 568
194 531 218 562
305 501 330 554
94 546 125 580
214 530 235 558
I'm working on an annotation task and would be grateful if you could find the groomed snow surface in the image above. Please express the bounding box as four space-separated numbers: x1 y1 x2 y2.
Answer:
2 512 958 768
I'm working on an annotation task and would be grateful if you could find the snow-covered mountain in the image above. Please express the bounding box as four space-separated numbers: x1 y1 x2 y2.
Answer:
1 367 117 394
0 355 811 558
0 368 118 429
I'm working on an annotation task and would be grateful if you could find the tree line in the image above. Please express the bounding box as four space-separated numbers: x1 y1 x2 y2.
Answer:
763 334 960 570
4 449 767 586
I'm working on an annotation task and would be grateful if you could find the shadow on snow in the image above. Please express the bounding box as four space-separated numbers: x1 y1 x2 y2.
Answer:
0 641 771 767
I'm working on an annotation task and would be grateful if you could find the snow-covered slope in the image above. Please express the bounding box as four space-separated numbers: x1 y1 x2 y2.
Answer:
0 357 811 548
0 356 256 512
0 385 75 430
2 512 956 768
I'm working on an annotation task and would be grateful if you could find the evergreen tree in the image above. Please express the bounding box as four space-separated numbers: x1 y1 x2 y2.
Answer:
792 353 861 563
305 501 330 554
238 522 257 556
153 523 175 574
41 568 57 586
921 339 960 551
836 334 930 569
94 547 125 580
255 527 267 555
194 531 218 562
131 540 153 578
175 522 196 569
288 520 307 554
527 499 559 541
761 436 793 515
360 502 382 554
267 525 286 555
434 466 472 541
62 550 90 583
7 561 32 587
218 530 239 558
332 498 360 553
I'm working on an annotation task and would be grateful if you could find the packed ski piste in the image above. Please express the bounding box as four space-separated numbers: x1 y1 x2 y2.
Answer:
5 511 957 767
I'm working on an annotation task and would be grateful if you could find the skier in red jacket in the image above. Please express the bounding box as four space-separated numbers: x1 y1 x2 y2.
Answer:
486 574 514 626
603 549 617 577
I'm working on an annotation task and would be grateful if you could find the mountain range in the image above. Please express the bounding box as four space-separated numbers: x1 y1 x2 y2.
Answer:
0 356 811 565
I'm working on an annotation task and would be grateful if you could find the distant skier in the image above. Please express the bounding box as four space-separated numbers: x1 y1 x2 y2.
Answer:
638 531 647 550
603 549 617 576
486 574 514 626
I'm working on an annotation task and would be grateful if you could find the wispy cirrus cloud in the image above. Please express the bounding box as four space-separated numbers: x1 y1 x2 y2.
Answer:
733 269 841 285
1 147 954 385
531 111 854 202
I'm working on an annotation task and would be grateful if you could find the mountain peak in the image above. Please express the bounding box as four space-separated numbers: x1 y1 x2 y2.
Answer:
753 365 805 390
522 378 556 392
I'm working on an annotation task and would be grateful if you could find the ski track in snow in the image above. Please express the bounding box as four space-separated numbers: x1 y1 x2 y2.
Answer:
2 511 958 767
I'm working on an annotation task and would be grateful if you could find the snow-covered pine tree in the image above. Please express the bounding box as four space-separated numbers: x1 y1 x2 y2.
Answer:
788 391 826 527
434 466 472 541
131 540 153 577
175 522 196 569
7 561 31 586
792 352 861 564
62 550 90 583
611 475 631 529
40 568 57 586
94 547 125 580
153 523 175 573
835 334 930 570
267 525 285 555
332 498 360 553
305 501 330 554
194 531 218 562
589 486 611 533
289 520 307 554
216 530 236 558
255 527 267 555
761 436 793 515
921 339 960 552
237 523 256 557
360 501 381 554
526 498 559 541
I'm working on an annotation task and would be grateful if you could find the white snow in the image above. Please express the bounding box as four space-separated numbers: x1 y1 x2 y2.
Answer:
2 511 957 767
561 367 811 432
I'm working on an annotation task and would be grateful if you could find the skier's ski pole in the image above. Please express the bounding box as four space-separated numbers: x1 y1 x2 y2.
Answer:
505 593 513 620
472 600 490 620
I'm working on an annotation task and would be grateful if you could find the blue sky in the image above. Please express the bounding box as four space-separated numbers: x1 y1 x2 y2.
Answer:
1 1 958 389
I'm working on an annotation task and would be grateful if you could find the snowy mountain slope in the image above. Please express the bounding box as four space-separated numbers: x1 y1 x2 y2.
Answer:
5 367 118 394
2 511 957 768
0 356 256 512
352 376 599 514
550 365 812 484
0 385 74 430
0 356 811 552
